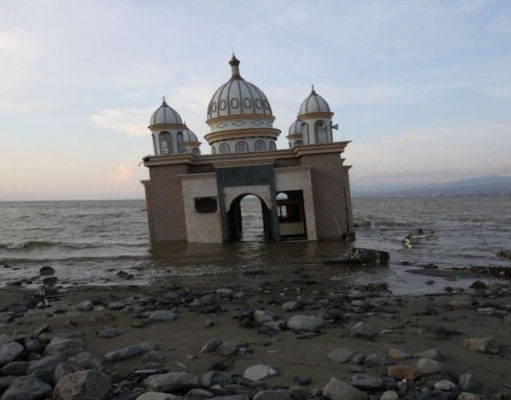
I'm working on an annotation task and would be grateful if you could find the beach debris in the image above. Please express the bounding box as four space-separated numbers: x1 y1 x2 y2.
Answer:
402 228 435 249
349 248 390 266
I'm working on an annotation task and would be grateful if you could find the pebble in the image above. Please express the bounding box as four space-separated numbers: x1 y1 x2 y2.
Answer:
380 391 399 400
98 328 120 338
434 380 457 391
387 364 422 381
459 373 481 393
387 348 411 361
39 266 55 276
420 324 448 340
201 338 222 353
351 374 383 391
351 322 378 339
327 347 354 364
216 341 238 356
144 371 198 392
287 315 323 332
243 364 278 382
105 345 143 362
416 358 444 375
415 348 441 361
150 310 177 321
53 369 111 400
137 393 181 400
1 375 52 400
0 341 24 365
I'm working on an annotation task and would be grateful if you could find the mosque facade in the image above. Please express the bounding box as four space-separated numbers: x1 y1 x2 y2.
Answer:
142 56 353 243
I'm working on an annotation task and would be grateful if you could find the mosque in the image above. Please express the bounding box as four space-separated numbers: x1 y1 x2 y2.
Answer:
142 55 353 243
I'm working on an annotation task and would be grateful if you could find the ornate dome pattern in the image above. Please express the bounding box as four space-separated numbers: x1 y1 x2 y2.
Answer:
207 55 273 120
183 125 199 143
149 98 183 126
298 87 331 116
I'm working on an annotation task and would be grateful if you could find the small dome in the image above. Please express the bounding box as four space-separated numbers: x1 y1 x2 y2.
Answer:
207 55 273 120
183 125 199 143
298 87 331 116
149 98 182 126
288 119 303 135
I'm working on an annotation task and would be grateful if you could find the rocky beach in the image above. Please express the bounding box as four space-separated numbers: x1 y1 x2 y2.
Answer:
0 258 510 400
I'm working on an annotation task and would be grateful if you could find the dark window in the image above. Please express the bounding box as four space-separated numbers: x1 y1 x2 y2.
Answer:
194 197 218 213
277 190 303 223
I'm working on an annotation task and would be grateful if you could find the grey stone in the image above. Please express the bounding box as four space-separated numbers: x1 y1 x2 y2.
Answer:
27 355 62 383
327 347 354 364
137 393 182 400
1 375 52 400
254 310 274 325
416 358 444 375
54 361 79 384
434 380 457 391
201 338 222 354
98 328 120 338
216 342 237 356
287 315 323 332
43 337 83 356
253 389 292 400
282 301 303 312
105 344 143 362
416 349 442 361
0 376 17 393
457 393 482 400
243 364 278 382
322 377 368 400
351 322 378 339
200 370 232 387
459 374 482 393
77 300 93 311
210 397 248 400
387 348 411 361
53 369 111 400
143 351 167 363
0 314 14 324
476 307 495 316
144 372 199 393
351 374 383 391
0 342 24 365
150 310 177 321
68 351 102 369
364 353 387 367
420 325 448 340
1 360 29 375
380 391 399 400
185 388 214 400
108 301 127 310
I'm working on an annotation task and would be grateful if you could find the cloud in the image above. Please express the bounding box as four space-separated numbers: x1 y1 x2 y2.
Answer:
90 107 152 136
105 162 136 182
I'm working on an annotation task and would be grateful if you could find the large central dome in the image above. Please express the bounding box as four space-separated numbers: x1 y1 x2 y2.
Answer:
207 56 273 119
205 55 280 155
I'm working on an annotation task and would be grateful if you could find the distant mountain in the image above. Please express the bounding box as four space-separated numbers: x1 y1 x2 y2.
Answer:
352 175 511 196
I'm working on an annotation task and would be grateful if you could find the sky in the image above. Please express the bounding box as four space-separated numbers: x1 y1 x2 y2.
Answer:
1 0 511 200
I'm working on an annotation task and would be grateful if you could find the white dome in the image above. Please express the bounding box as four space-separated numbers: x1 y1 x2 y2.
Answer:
298 87 331 116
149 99 183 126
207 55 273 120
288 119 303 135
183 125 199 143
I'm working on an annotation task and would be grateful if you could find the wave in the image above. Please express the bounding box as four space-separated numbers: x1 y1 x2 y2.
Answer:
0 240 147 251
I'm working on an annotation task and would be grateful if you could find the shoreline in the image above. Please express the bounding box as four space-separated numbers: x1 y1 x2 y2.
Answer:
0 263 510 399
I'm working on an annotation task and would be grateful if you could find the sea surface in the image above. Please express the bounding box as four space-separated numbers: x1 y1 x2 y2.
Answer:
0 196 510 295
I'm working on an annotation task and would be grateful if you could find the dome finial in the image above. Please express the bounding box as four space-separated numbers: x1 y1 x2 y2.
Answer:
311 84 316 94
162 95 166 104
229 53 241 79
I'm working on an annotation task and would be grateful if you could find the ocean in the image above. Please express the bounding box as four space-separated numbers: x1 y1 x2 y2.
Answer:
0 196 510 294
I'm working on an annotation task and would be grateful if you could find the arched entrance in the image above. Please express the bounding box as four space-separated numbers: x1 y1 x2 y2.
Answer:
227 194 273 242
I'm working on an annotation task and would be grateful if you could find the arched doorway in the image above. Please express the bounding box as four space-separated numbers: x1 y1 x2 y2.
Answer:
227 194 273 242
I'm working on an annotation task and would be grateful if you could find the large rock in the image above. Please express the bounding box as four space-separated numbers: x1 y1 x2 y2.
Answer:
68 351 102 370
1 375 52 400
0 342 24 365
322 377 367 400
327 348 354 364
351 322 378 339
27 355 63 383
287 315 323 332
105 344 143 362
349 248 389 266
462 337 500 354
1 360 30 376
53 369 111 400
253 390 292 400
43 338 83 357
243 364 278 382
144 372 198 393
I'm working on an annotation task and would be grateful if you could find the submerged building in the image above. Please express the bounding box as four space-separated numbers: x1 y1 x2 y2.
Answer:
142 56 353 243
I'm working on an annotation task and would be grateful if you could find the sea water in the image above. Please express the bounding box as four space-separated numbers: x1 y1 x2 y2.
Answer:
0 196 509 294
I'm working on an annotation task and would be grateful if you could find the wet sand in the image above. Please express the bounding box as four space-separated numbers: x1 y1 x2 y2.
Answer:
0 261 510 399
